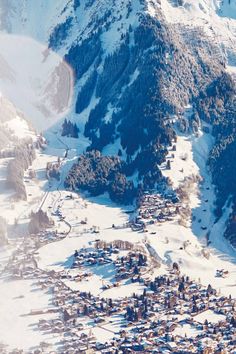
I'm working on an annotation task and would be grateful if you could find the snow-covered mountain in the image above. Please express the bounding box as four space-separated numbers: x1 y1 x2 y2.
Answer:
1 2 236 352
3 0 236 60
1 0 236 244
1 0 236 133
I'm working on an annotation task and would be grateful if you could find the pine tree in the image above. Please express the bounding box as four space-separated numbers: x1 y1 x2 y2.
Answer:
62 119 79 138
62 119 68 136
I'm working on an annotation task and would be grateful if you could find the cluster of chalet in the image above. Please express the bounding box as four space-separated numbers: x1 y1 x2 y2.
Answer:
133 192 180 230
5 230 67 280
72 242 149 286
3 216 235 354
72 247 116 268
114 251 147 282
14 238 232 354
35 263 235 354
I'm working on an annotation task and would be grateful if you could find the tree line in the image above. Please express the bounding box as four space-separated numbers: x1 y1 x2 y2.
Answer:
6 140 36 200
65 150 136 204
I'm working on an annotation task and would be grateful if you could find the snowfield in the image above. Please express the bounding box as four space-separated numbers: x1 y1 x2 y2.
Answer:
194 309 226 324
0 34 74 131
5 116 35 140
0 279 60 351
0 120 65 350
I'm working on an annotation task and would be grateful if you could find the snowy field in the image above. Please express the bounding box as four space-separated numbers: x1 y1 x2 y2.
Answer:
0 279 60 351
0 33 73 131
38 123 236 298
0 118 69 350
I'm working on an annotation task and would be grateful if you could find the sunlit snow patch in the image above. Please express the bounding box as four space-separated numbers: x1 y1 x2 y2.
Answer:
0 34 74 131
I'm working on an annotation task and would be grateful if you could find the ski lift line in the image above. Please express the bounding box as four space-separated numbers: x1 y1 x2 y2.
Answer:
38 190 50 210
38 134 70 210
51 135 73 235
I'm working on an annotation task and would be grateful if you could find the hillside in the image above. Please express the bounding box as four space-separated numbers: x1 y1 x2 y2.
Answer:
1 0 236 245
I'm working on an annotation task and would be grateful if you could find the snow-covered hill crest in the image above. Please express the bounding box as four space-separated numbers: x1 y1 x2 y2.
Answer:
158 0 236 65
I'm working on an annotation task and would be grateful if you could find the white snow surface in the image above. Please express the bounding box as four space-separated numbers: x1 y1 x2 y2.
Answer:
158 124 236 296
5 116 34 139
0 33 73 131
194 309 226 324
0 279 59 351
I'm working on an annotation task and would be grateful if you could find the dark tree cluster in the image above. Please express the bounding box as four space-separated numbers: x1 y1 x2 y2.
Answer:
73 0 80 11
65 150 136 204
116 251 147 281
49 165 61 181
125 297 148 322
0 217 7 246
62 119 80 138
224 204 236 248
28 209 54 234
194 73 236 246
80 14 222 188
109 172 136 204
65 31 102 80
49 16 73 50
6 141 36 200
75 71 97 114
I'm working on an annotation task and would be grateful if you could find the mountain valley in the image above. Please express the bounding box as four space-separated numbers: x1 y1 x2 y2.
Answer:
0 1 236 353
